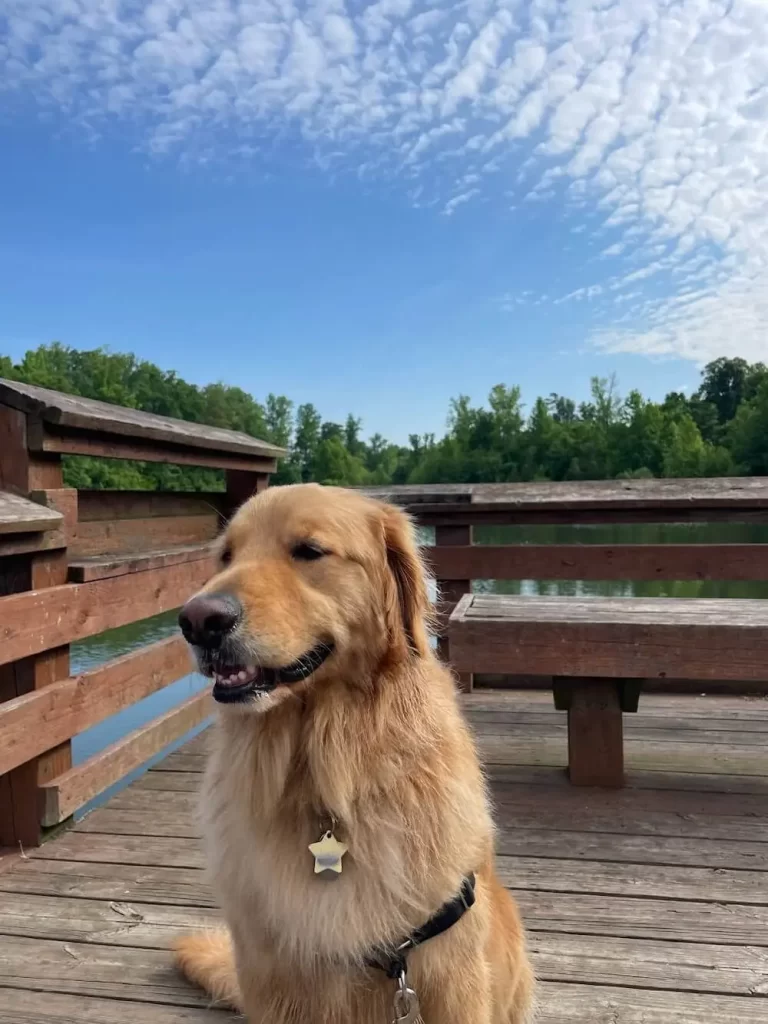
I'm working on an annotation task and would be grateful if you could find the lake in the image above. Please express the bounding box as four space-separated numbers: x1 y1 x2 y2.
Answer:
70 520 768 816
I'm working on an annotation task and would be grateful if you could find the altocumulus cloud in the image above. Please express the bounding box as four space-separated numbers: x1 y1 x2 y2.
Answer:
3 0 768 364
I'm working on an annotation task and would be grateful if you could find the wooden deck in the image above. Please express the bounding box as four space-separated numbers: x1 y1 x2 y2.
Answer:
1 690 768 1023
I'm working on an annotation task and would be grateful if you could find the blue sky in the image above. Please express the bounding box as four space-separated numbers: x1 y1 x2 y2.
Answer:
2 0 767 442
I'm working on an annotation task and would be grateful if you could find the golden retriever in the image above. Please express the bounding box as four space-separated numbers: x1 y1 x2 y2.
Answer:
174 483 534 1024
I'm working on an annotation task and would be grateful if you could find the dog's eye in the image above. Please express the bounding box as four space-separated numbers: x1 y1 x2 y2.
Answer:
292 542 326 562
220 546 233 567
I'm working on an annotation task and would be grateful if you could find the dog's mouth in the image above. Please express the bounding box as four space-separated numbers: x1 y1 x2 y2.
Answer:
205 642 335 704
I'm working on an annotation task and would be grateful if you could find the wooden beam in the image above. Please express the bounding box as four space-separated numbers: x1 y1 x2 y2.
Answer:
71 514 220 559
225 468 269 516
0 557 215 668
449 594 768 682
41 428 278 474
426 544 768 582
0 491 62 535
0 637 193 776
563 680 625 788
68 543 215 583
77 490 227 523
40 692 213 825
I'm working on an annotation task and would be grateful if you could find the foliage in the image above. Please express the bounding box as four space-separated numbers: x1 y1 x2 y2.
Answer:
0 343 763 490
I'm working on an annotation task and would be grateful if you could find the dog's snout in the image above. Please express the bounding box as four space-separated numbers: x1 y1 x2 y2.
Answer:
178 592 242 648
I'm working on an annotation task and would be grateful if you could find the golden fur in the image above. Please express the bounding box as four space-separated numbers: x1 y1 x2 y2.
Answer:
174 483 535 1023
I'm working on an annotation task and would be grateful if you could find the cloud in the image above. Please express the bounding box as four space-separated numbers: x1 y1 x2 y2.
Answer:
3 0 768 363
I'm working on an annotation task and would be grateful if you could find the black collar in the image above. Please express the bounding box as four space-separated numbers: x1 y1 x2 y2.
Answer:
364 874 476 979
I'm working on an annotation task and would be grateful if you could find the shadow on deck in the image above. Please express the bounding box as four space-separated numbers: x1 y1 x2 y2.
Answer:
1 690 768 1023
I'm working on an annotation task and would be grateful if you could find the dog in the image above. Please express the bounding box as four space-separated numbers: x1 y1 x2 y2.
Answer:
174 483 534 1023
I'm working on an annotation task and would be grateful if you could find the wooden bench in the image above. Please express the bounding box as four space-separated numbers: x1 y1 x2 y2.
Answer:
449 593 768 787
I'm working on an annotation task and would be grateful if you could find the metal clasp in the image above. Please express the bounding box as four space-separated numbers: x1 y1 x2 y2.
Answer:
391 968 420 1024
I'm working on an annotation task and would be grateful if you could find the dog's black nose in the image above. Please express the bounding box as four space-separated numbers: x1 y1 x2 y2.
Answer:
178 592 242 648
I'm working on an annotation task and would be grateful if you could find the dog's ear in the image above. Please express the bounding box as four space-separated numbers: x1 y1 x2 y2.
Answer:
381 504 432 656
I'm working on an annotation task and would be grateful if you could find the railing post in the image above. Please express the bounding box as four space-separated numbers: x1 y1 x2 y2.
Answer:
0 406 77 847
225 469 271 518
435 524 474 692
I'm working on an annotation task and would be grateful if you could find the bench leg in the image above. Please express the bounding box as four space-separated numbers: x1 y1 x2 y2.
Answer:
567 680 624 788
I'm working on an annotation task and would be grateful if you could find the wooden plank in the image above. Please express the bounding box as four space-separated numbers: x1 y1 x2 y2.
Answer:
0 935 211 1009
0 988 240 1023
0 860 214 907
0 491 62 535
0 637 194 776
498 827 768 871
42 428 279 473
478 733 768 776
68 543 216 583
0 376 284 459
0 557 215 666
71 517 220 559
513 889 768 946
487 762 768 795
496 854 768 906
450 594 768 681
535 981 768 1023
133 770 203 792
9 850 768 910
40 693 213 825
427 543 768 582
77 490 227 523
30 831 206 869
529 931 768 996
0 527 66 558
0 891 219 948
465 690 768 716
366 478 768 511
152 753 207 773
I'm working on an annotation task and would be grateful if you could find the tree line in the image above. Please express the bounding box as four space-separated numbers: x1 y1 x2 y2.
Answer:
1 343 767 490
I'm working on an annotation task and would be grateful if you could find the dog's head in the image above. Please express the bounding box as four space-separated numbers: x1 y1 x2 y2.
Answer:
179 484 433 710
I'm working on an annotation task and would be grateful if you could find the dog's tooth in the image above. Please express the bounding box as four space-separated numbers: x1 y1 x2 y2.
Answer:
238 670 248 681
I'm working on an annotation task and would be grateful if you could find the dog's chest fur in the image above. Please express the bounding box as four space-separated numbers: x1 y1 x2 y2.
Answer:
200 689 493 973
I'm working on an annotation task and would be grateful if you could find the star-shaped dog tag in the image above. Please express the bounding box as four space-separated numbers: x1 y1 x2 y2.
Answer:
308 830 347 880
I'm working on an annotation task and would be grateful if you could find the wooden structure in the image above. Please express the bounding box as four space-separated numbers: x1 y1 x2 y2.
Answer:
0 378 284 848
1 690 767 1022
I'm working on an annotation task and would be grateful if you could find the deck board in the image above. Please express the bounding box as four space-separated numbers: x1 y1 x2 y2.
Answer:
2 691 768 1021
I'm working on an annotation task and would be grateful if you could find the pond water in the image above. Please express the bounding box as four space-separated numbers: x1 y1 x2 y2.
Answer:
70 520 768 816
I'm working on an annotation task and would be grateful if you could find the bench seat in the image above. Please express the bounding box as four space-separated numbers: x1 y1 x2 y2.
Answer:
449 594 768 787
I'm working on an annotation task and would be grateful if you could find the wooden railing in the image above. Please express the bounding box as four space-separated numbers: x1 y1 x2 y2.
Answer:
0 379 284 847
364 481 768 692
4 383 768 846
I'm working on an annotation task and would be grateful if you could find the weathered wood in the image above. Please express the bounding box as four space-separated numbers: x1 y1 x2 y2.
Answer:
0 377 284 460
0 860 213 907
450 594 768 681
495 854 768 906
0 637 194 776
367 477 768 511
40 693 213 825
498 827 768 871
0 989 241 1024
42 427 280 473
513 889 768 945
534 982 768 1023
77 490 227 522
529 931 768 995
0 422 74 846
68 544 216 583
30 830 207 869
225 468 269 515
0 557 214 667
0 491 62 535
427 543 768 581
71 515 220 558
